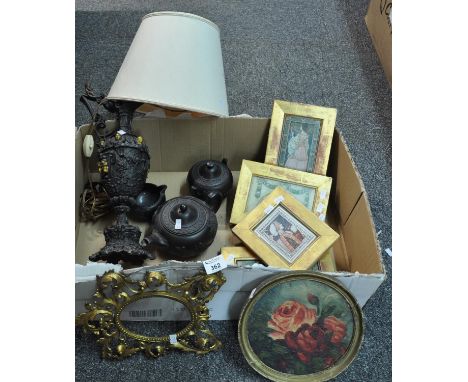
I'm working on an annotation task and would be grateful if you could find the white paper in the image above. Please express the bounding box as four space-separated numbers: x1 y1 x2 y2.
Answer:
264 205 274 214
175 219 182 229
274 195 284 204
169 334 178 344
203 255 228 274
117 129 127 135
316 203 325 213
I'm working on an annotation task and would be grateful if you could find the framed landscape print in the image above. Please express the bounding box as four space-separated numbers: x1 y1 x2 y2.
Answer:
230 160 332 225
238 271 363 382
265 100 337 175
232 187 339 270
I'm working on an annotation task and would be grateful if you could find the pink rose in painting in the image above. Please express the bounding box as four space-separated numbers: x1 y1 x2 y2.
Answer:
323 316 347 344
267 300 317 340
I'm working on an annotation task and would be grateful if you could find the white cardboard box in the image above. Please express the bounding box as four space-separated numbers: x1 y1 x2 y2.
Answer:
75 117 385 320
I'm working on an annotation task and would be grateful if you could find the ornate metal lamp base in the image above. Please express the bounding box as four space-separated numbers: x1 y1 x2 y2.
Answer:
90 205 154 265
90 224 154 264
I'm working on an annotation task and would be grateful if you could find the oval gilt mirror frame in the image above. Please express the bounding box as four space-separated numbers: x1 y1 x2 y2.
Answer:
76 270 226 359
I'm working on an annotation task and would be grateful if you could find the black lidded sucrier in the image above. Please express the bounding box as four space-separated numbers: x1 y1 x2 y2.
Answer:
187 159 233 212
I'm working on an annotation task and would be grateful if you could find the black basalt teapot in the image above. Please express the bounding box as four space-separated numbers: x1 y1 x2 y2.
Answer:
142 196 218 259
187 159 233 212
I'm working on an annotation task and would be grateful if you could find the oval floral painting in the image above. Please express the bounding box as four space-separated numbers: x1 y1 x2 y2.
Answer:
240 273 362 380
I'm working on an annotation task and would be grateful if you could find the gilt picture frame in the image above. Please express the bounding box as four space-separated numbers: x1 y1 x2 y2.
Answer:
232 187 339 270
221 246 263 267
265 100 337 175
221 246 337 271
230 160 332 225
238 271 363 381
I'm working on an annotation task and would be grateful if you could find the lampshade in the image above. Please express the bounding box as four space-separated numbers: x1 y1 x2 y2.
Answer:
107 12 229 117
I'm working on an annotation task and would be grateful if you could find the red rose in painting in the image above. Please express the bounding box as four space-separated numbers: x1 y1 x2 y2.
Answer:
267 300 317 340
283 323 327 363
323 316 347 344
282 319 347 365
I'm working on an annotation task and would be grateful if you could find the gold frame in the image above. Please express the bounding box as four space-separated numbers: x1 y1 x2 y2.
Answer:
230 160 332 225
75 270 225 359
232 187 339 270
221 245 337 271
238 271 363 382
221 246 263 266
265 100 337 175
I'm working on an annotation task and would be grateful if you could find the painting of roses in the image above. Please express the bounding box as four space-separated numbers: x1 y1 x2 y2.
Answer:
246 279 355 376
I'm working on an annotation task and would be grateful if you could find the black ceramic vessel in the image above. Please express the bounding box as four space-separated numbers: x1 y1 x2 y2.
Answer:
80 89 153 265
187 159 233 212
131 183 167 221
142 196 218 259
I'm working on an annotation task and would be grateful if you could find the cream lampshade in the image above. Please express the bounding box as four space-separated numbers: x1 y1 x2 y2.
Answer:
107 11 229 117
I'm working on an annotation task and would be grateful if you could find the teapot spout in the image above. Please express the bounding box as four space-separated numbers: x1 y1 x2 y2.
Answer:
142 231 169 249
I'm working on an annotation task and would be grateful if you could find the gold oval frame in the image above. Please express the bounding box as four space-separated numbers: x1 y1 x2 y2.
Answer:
238 271 363 382
76 270 226 359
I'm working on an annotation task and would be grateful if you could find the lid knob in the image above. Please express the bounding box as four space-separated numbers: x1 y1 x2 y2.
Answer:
179 204 188 213
200 160 221 179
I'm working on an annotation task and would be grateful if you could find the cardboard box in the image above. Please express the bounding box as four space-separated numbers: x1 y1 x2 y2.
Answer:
75 117 385 320
365 0 392 86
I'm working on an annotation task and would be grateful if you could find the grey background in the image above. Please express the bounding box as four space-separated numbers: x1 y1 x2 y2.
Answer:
75 1 391 381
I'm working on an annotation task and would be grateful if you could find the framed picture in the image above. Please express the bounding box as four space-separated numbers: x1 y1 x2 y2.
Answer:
238 271 363 381
232 187 339 270
265 100 337 175
230 160 332 225
221 246 263 267
221 246 337 271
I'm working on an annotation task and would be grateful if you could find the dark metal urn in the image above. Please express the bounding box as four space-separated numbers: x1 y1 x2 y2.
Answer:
187 159 233 212
80 90 154 264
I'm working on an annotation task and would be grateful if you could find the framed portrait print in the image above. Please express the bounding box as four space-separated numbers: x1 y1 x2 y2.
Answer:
230 160 332 225
232 187 339 270
265 100 337 175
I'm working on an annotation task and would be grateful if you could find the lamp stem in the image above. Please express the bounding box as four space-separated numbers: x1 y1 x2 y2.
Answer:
117 101 141 133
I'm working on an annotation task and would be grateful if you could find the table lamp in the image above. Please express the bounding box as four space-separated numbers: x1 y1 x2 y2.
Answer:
80 12 229 264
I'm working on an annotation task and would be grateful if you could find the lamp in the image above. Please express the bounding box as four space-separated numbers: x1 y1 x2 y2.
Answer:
80 12 229 264
108 11 229 117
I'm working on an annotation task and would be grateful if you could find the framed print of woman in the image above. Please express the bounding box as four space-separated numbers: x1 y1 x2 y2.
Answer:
265 100 337 175
284 123 314 172
268 217 304 253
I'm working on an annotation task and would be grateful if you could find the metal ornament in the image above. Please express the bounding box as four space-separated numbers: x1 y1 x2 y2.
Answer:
76 270 226 359
80 89 152 264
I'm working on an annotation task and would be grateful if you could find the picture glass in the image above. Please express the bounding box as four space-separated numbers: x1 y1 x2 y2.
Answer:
277 115 322 172
254 205 317 264
246 277 355 376
236 259 260 266
245 176 316 213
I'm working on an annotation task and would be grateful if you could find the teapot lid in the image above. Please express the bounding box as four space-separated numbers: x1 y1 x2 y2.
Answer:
158 196 210 236
188 159 232 189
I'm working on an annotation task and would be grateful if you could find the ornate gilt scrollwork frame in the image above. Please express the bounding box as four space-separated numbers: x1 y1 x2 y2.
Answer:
76 270 226 359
